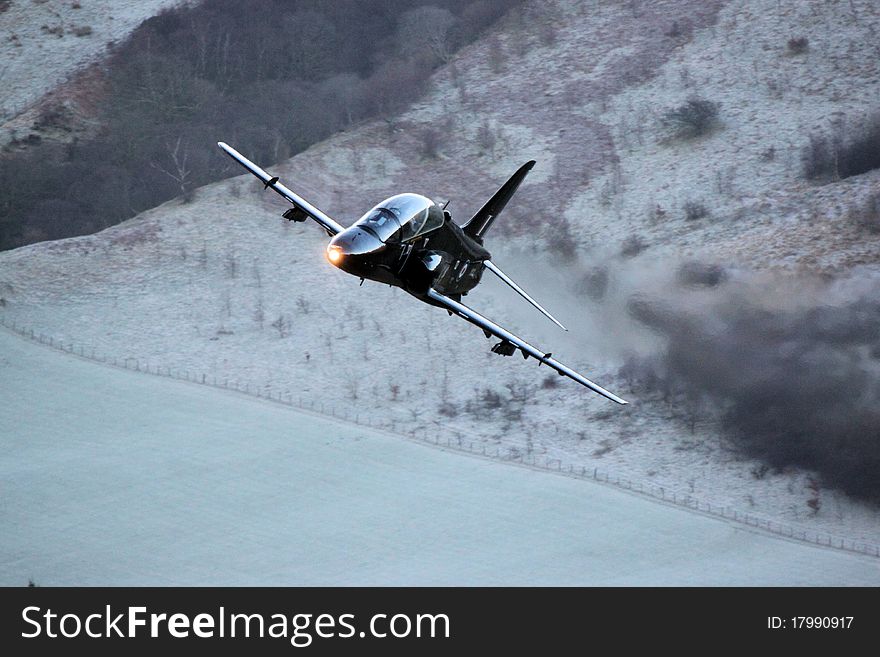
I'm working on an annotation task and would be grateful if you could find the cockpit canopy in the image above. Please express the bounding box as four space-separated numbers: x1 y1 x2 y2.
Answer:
355 193 444 243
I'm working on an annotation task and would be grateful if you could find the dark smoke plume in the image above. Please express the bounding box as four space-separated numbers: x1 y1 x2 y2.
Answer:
625 270 880 502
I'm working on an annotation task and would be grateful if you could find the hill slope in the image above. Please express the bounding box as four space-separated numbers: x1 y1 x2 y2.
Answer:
0 0 182 133
1 0 879 547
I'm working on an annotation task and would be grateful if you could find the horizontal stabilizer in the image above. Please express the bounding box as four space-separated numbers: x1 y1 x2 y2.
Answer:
484 260 567 331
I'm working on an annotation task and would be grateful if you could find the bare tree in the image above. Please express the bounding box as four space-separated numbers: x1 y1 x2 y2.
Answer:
150 136 193 196
271 314 290 338
397 6 458 65
254 295 264 329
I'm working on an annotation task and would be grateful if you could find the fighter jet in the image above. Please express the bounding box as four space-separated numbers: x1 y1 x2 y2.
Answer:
218 142 627 404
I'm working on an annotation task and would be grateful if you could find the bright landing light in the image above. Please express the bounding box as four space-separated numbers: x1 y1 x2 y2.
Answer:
326 246 343 265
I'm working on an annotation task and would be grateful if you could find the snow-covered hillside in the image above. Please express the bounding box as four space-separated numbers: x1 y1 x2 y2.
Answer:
2 0 880 560
3 328 878 586
0 0 182 122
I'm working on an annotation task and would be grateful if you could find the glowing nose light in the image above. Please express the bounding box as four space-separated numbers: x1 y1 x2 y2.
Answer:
326 246 343 265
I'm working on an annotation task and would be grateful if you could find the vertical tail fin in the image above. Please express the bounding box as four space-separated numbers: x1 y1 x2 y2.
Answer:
463 160 535 241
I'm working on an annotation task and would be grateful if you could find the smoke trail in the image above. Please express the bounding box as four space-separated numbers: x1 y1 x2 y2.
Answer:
625 267 880 502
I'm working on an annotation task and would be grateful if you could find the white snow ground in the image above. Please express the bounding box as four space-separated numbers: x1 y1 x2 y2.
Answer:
0 0 183 121
4 0 880 549
2 328 878 586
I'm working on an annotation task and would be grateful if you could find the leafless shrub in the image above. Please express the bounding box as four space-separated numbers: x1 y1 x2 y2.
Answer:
806 478 821 515
34 102 73 132
847 191 880 234
224 251 237 279
620 234 648 258
750 463 770 480
540 375 559 389
0 1 11 15
592 439 614 458
476 120 496 155
271 314 290 338
41 24 64 38
545 216 578 262
786 36 809 55
73 25 93 37
576 266 609 301
649 203 668 224
417 126 443 159
488 37 505 74
537 21 557 46
802 113 880 181
479 388 502 409
801 133 834 180
295 296 311 315
665 19 692 40
345 378 359 400
661 97 720 141
254 297 264 329
464 386 517 418
676 261 727 288
683 199 709 221
438 401 458 417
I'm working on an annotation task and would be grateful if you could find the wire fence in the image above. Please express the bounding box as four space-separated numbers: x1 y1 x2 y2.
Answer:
2 315 879 560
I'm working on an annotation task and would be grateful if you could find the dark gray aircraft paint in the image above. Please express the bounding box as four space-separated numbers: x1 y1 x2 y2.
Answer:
218 142 626 404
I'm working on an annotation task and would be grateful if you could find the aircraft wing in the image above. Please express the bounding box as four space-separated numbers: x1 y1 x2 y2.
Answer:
427 289 628 404
217 142 344 236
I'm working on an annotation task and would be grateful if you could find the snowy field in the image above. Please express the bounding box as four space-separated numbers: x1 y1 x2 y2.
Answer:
3 0 880 549
1 328 878 586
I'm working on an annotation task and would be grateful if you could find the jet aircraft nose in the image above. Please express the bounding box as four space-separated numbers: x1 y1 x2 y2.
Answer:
326 227 385 268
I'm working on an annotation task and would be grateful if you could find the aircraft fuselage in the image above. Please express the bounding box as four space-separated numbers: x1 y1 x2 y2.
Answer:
326 198 490 305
